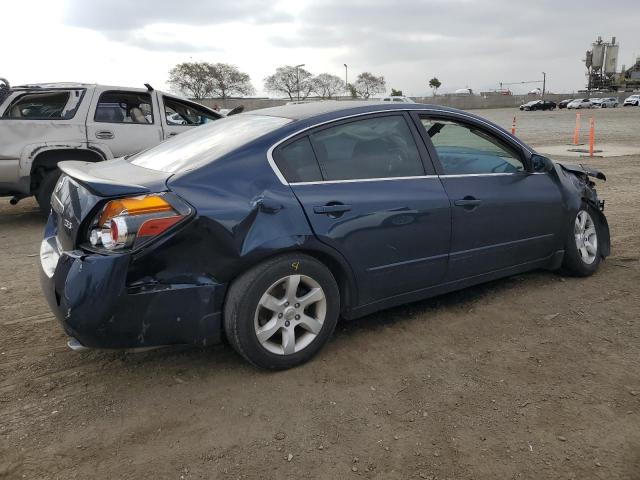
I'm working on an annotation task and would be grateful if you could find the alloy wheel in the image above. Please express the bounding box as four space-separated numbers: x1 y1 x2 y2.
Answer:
253 275 327 355
574 210 598 265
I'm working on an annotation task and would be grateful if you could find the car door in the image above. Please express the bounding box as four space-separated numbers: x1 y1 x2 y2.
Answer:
159 95 222 140
412 113 564 281
272 113 451 305
86 88 163 158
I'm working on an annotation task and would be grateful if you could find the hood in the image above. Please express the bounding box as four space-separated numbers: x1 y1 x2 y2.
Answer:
557 162 606 181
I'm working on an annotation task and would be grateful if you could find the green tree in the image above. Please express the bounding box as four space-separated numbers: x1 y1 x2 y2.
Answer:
428 77 442 96
168 62 255 100
347 83 358 99
390 88 403 96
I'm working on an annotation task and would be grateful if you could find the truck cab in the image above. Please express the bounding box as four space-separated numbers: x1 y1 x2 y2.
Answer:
0 83 222 211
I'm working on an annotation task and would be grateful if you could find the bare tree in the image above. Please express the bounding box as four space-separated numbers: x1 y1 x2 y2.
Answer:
168 62 255 100
312 73 345 99
354 72 386 99
264 66 314 100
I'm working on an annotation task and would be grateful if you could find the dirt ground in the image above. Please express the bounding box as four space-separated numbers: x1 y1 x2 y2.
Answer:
1 107 639 480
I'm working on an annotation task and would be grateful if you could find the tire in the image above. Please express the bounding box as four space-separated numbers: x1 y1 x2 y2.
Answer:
562 205 602 277
224 253 340 369
35 169 62 215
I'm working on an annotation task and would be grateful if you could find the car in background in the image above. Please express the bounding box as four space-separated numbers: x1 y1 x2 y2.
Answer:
591 97 619 108
381 96 415 103
0 82 222 212
623 94 640 106
40 101 610 369
567 99 593 109
519 100 556 111
558 99 573 109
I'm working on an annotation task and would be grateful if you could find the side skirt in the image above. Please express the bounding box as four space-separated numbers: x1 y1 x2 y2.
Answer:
343 251 564 320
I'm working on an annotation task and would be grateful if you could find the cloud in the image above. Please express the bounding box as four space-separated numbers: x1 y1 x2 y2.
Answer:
63 0 292 51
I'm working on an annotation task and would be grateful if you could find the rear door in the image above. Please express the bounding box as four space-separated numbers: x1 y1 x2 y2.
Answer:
86 88 163 158
159 95 222 140
273 112 451 305
412 113 564 281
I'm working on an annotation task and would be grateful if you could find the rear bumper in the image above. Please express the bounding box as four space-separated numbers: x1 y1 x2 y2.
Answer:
39 237 226 349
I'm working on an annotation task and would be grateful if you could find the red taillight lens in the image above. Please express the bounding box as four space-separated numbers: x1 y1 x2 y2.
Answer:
88 194 189 251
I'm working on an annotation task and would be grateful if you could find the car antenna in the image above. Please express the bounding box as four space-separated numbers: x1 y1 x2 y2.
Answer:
144 83 154 91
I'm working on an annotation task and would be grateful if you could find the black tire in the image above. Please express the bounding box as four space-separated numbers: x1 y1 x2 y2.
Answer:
35 169 62 215
224 253 340 370
562 204 602 277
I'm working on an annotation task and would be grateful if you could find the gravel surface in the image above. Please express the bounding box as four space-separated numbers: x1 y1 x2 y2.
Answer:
1 107 639 479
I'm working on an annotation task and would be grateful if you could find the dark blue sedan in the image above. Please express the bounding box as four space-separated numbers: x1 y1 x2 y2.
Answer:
40 102 610 369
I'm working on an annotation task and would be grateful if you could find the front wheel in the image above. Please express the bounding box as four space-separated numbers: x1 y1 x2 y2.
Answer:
562 206 602 277
224 253 340 369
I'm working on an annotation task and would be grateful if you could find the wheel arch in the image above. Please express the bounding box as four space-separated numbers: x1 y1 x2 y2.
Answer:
29 148 105 194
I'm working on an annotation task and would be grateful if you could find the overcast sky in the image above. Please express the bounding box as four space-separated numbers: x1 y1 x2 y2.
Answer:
2 0 638 97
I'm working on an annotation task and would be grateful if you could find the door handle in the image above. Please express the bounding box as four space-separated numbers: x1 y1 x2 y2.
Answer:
454 196 481 209
95 130 114 140
168 132 179 137
313 203 352 215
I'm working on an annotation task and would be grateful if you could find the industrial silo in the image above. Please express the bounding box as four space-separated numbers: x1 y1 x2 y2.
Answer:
592 41 605 70
604 37 619 74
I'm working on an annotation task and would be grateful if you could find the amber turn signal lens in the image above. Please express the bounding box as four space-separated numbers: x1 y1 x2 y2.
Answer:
99 195 173 226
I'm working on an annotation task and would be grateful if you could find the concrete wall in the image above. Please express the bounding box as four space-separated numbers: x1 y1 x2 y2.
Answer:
197 93 631 113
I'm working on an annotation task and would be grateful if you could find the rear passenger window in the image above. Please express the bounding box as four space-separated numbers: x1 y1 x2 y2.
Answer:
95 91 154 124
275 137 322 183
420 118 524 175
309 115 424 181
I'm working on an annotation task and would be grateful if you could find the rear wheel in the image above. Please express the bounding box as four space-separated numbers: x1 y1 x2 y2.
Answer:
35 169 61 214
224 253 340 369
562 206 601 277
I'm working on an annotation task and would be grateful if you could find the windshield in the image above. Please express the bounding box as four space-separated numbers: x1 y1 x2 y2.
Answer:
129 114 291 173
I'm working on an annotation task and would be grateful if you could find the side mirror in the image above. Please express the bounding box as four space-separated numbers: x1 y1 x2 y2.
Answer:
531 154 554 173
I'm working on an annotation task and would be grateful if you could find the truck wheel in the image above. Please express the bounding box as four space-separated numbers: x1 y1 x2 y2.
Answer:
35 169 61 214
224 253 340 369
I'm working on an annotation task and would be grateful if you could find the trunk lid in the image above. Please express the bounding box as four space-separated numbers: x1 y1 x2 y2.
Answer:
53 158 172 250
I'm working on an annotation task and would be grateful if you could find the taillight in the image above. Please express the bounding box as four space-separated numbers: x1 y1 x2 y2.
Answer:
87 193 190 251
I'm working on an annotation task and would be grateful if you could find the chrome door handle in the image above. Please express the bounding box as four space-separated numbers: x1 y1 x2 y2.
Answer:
95 130 114 140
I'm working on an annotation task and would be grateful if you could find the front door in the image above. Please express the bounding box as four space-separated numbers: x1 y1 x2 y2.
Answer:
272 113 451 305
159 95 222 140
86 89 163 158
414 114 564 281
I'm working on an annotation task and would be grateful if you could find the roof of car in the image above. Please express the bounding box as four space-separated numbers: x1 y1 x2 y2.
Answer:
244 100 453 121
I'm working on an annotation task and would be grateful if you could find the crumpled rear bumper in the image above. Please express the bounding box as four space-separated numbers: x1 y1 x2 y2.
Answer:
39 237 226 349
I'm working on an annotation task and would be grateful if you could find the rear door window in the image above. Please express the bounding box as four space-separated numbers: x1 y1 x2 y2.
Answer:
275 137 323 183
2 90 84 119
95 91 154 124
308 115 425 181
420 118 524 175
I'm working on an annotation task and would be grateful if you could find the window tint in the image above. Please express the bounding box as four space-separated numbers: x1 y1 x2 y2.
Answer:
309 115 424 181
421 118 524 175
164 97 220 126
2 91 82 119
95 91 153 124
275 137 322 183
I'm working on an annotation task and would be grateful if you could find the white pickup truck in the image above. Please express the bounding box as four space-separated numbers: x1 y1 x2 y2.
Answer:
0 82 224 212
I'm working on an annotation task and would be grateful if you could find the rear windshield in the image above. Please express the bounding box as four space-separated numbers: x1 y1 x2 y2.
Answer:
2 90 84 119
129 114 291 173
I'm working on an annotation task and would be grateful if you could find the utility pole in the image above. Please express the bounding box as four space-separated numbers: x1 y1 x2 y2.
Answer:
295 64 305 102
344 64 348 98
542 72 546 98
